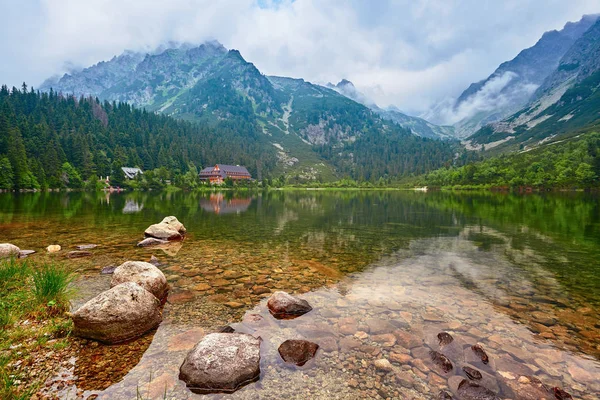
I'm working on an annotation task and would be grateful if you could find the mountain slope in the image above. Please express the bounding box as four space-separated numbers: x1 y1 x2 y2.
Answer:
467 18 600 153
39 43 465 181
425 14 599 138
328 79 455 140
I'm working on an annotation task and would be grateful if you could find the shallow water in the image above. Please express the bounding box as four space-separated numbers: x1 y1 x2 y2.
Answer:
1 190 599 399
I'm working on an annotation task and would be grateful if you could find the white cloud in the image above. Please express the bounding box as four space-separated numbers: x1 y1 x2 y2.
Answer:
0 0 598 115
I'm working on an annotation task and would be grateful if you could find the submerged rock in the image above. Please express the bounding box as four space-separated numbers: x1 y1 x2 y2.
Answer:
101 265 117 274
471 344 489 364
179 333 260 394
463 366 482 380
437 331 454 347
267 291 313 319
137 237 169 247
149 255 161 266
0 243 20 258
456 378 500 400
504 376 570 400
278 340 319 366
429 350 453 373
144 216 186 241
438 391 455 400
46 244 61 253
67 251 92 259
72 282 162 344
110 261 168 300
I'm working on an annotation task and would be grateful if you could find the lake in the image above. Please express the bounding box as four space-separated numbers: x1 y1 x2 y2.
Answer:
1 190 599 399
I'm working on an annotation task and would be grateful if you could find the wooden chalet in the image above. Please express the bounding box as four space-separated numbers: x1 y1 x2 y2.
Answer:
199 164 251 184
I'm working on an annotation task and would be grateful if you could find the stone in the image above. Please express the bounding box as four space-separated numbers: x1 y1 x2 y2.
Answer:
72 282 162 344
267 291 312 319
225 302 244 309
456 379 500 400
46 244 61 253
100 265 117 274
553 387 573 400
278 340 319 366
437 332 454 347
137 237 169 247
318 337 338 352
463 366 482 380
395 330 422 348
18 249 35 258
149 255 161 266
372 333 396 347
390 352 412 364
471 344 489 364
438 390 454 399
429 350 453 374
179 333 260 394
0 243 20 258
366 318 394 334
373 358 393 372
76 244 97 250
339 337 361 351
252 286 271 295
144 216 186 241
67 251 92 258
110 261 168 300
504 375 555 400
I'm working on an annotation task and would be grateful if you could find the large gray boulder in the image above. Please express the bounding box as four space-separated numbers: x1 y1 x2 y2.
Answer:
267 291 312 319
110 261 168 300
144 216 186 240
72 282 162 344
179 333 261 394
0 243 20 259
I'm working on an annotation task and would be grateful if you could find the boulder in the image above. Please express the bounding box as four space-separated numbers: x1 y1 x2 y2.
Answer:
455 379 500 400
278 340 319 366
144 216 186 241
110 261 168 300
46 244 61 253
179 333 260 394
471 344 489 364
429 350 453 373
72 282 162 344
267 291 312 319
0 243 21 258
137 237 169 247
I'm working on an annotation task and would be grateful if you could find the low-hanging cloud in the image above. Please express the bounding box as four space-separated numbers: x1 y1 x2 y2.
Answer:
0 0 599 115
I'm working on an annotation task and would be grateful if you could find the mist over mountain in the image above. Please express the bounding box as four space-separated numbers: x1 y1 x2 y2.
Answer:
424 14 599 139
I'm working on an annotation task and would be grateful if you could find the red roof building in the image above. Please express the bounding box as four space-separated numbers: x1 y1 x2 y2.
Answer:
199 164 251 184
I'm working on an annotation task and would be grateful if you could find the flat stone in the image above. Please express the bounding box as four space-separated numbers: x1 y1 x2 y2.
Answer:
373 358 393 371
193 283 211 291
137 237 169 247
225 302 245 309
372 333 397 347
46 244 61 253
100 265 117 274
395 330 422 348
67 251 92 258
390 352 412 364
278 340 319 366
18 249 35 258
366 318 395 334
76 244 98 250
339 337 361 351
179 333 260 394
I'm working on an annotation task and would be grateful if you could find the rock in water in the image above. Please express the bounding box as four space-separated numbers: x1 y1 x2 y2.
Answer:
101 265 117 274
429 350 453 373
457 379 500 400
46 244 61 253
149 255 161 266
463 366 482 380
67 251 92 259
76 244 98 250
553 387 573 400
144 216 187 241
504 376 563 400
278 340 319 366
18 250 35 258
0 243 21 258
267 291 313 319
137 237 169 247
110 261 168 300
438 391 454 399
471 344 489 364
72 282 162 344
179 333 260 394
437 331 454 346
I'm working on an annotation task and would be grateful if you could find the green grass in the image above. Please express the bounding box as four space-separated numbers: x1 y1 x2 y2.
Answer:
0 258 74 398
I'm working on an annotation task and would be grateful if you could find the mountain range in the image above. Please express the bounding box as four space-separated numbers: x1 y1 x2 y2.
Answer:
40 42 463 180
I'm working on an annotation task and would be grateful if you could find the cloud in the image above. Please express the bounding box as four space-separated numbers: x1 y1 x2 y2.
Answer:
0 0 599 115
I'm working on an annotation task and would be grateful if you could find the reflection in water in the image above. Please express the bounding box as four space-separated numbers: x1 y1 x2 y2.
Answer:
1 191 599 399
122 199 144 214
200 193 252 214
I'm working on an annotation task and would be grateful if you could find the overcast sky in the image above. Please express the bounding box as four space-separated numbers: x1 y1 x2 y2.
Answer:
1 0 599 114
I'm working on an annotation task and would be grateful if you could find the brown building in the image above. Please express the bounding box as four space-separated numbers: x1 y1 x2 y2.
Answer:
198 164 251 184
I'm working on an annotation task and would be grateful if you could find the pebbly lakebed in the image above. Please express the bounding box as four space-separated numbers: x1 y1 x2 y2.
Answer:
1 190 599 399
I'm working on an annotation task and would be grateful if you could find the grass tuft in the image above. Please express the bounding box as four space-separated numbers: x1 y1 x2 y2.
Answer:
32 264 73 309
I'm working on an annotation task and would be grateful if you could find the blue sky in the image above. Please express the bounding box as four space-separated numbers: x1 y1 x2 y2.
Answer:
0 0 598 115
